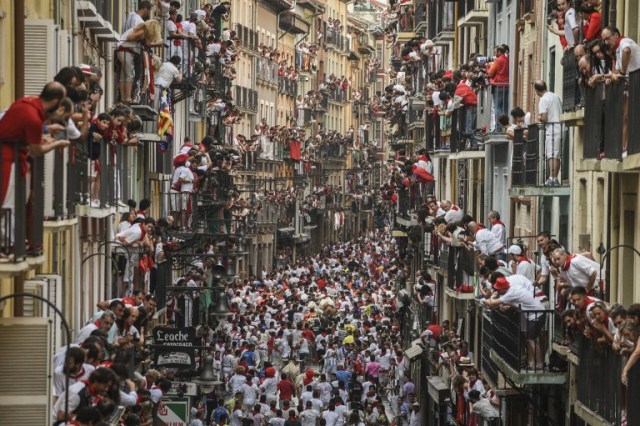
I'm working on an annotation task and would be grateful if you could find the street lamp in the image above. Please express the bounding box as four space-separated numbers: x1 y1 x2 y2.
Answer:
192 355 218 394
597 242 640 301
210 261 229 319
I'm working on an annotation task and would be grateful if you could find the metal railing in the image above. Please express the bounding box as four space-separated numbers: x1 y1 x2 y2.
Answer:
318 142 346 160
396 182 433 218
583 82 626 159
325 31 345 50
562 49 581 112
296 52 314 73
398 7 415 32
628 363 640 426
234 23 259 52
481 312 500 387
328 87 347 104
235 86 258 111
628 69 640 156
511 123 568 187
574 335 624 424
278 77 298 97
256 57 278 85
489 307 554 374
0 142 44 261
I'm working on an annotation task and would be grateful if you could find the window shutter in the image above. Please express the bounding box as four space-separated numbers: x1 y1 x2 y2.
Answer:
24 19 55 96
0 318 53 426
36 274 64 352
22 279 45 317
56 29 70 72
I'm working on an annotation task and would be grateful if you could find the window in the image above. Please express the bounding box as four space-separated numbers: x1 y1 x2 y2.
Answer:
0 9 5 85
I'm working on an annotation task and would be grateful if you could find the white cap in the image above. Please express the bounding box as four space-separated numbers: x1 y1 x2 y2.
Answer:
507 245 523 255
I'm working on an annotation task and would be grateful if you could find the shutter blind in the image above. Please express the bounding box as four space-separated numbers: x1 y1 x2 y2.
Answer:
0 318 52 426
24 20 55 96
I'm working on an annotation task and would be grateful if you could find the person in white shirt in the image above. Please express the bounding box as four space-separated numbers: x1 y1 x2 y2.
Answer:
487 210 506 245
441 200 463 224
507 244 538 282
602 26 640 79
123 0 151 33
53 347 95 398
300 401 320 426
535 80 563 186
468 221 505 258
155 56 182 89
484 277 546 368
551 248 600 296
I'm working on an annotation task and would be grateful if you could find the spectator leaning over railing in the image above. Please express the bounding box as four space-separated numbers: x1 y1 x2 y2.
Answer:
601 26 640 83
116 20 163 104
483 277 546 369
0 82 70 249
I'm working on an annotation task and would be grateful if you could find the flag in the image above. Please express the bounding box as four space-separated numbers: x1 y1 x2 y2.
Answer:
158 89 174 152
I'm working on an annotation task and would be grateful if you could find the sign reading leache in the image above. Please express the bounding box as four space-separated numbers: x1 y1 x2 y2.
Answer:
153 327 196 368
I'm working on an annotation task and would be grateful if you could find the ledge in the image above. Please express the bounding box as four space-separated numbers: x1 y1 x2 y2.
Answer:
574 401 613 426
0 255 46 278
448 149 485 160
44 217 79 229
490 349 567 386
396 216 419 227
509 185 571 197
561 108 584 125
444 286 476 300
76 204 118 218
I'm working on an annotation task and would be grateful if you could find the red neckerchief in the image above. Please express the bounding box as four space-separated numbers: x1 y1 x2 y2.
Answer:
562 254 576 271
614 35 624 51
474 224 486 235
517 256 532 264
81 380 102 404
450 205 459 211
139 224 146 240
69 366 86 380
493 220 505 226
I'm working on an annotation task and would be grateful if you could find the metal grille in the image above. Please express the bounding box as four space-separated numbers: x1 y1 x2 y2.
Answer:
583 85 604 158
628 69 640 155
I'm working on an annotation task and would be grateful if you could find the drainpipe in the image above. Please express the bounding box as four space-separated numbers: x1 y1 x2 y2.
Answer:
15 0 25 99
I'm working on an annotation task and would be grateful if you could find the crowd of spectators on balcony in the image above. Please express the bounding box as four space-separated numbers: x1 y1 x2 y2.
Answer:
417 303 501 424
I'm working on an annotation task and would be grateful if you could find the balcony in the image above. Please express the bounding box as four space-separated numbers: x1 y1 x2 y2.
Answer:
296 52 314 73
261 0 293 13
278 77 298 98
279 12 311 35
234 24 259 53
459 0 489 26
77 0 119 43
509 124 571 196
256 57 278 87
414 1 427 33
0 142 46 275
486 307 566 385
234 86 258 112
572 335 624 425
481 312 500 387
443 247 477 300
583 78 640 161
395 182 433 226
327 88 347 104
357 34 375 55
408 99 425 130
75 139 139 218
325 31 346 52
